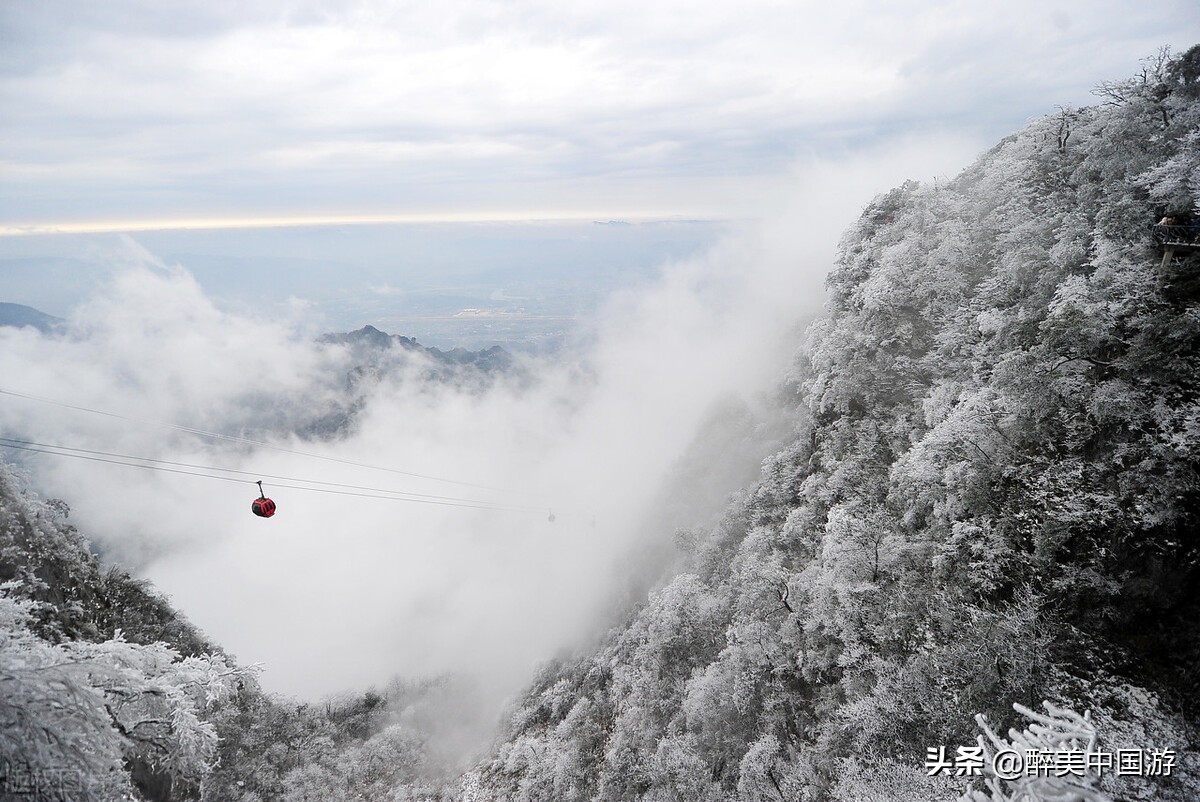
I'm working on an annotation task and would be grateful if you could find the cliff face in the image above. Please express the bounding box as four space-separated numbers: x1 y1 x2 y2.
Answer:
467 48 1200 802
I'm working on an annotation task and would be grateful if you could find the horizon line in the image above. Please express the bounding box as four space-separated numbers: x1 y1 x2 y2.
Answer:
0 210 730 237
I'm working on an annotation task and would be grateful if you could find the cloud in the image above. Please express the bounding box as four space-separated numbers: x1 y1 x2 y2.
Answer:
2 240 753 706
0 134 985 727
3 0 1197 226
0 130 977 712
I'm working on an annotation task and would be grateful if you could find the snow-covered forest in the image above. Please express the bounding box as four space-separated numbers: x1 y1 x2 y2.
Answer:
3 47 1200 801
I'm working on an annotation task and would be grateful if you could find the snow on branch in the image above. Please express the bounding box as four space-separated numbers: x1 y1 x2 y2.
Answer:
961 701 1110 802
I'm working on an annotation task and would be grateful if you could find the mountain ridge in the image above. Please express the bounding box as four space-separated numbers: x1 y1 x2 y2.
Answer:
319 323 513 371
0 301 63 333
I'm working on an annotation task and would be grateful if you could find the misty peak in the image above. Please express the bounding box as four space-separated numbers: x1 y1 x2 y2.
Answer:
0 302 63 334
320 323 511 370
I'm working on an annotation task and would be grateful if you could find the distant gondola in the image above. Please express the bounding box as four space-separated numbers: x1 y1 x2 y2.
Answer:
252 480 276 518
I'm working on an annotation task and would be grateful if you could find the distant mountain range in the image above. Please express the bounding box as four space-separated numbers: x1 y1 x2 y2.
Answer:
319 324 512 371
0 302 62 333
0 306 511 374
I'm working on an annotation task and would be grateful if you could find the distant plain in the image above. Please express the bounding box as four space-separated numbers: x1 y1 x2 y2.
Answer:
0 220 725 351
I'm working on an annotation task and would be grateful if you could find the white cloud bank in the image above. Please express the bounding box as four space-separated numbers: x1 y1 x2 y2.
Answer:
2 0 1197 227
0 139 975 711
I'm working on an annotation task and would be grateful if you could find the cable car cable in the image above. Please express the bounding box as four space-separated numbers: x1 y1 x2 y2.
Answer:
0 386 515 493
1 440 533 513
0 436 539 511
0 439 540 513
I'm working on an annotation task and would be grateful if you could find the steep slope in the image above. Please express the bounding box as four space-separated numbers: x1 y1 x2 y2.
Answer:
0 463 250 801
467 48 1200 802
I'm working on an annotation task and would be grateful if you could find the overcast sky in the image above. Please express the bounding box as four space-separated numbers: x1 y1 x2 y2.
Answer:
2 0 1198 232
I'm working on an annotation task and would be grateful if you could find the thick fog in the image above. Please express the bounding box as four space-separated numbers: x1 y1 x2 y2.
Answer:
0 140 976 719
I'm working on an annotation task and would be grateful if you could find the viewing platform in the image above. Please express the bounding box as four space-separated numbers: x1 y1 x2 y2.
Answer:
1151 222 1199 269
1151 223 1200 248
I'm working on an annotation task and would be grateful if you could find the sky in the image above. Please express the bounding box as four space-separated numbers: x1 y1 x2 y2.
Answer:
2 0 1198 232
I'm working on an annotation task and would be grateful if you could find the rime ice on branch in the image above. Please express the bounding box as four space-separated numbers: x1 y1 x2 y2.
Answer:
962 702 1108 802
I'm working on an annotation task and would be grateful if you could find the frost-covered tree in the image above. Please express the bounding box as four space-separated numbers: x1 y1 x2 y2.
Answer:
0 588 247 801
468 46 1200 802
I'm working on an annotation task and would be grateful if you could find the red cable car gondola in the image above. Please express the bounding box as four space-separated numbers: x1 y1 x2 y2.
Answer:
252 480 276 518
